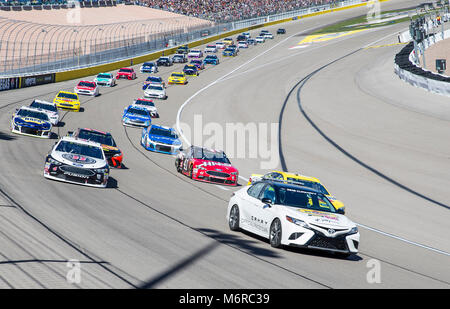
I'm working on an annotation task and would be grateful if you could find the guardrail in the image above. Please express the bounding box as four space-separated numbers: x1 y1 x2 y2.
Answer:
0 0 368 78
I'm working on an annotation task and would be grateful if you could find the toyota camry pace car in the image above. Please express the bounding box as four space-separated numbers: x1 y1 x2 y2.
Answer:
226 181 359 256
143 83 167 100
29 99 59 125
53 91 80 112
132 98 159 118
168 72 187 85
141 124 182 155
203 55 220 65
248 171 345 213
116 68 136 80
183 64 199 76
172 53 188 63
188 49 203 58
122 105 151 127
142 76 165 89
175 146 239 186
94 73 116 87
189 59 204 70
140 61 158 73
68 128 123 168
43 136 109 188
156 56 173 67
11 106 52 138
74 80 99 97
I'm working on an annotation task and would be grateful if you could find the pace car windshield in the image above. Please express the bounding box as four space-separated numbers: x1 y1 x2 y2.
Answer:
150 127 177 139
30 101 57 112
17 109 50 121
276 187 336 213
77 130 116 147
193 148 230 164
56 141 104 159
286 178 330 195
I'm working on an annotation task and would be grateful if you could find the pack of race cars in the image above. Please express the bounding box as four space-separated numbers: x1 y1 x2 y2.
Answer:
10 26 360 257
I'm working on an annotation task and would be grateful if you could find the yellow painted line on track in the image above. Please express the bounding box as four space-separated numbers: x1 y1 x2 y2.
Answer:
364 42 408 49
298 29 366 45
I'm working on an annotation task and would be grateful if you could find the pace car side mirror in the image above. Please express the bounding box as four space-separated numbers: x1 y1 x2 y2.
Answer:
262 198 273 208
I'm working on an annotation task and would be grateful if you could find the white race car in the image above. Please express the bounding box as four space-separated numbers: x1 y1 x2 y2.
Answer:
226 180 360 257
132 98 159 118
11 106 52 138
255 36 266 43
44 136 109 188
204 44 217 53
74 80 99 96
29 99 59 125
143 83 167 100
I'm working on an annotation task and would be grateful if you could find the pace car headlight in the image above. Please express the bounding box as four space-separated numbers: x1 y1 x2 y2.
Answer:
286 216 309 228
348 226 358 235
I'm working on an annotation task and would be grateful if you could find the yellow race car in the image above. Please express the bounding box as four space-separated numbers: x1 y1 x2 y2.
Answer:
223 38 234 45
53 91 81 112
168 72 187 85
248 171 345 212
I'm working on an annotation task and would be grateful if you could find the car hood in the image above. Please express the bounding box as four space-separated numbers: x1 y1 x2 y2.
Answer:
284 207 354 229
13 116 51 128
123 113 150 121
145 88 165 94
51 151 106 168
148 135 181 145
193 159 237 173
76 86 95 90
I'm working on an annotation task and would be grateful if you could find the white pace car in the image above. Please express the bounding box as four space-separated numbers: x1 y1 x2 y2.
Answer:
29 99 59 125
44 136 109 188
227 180 360 257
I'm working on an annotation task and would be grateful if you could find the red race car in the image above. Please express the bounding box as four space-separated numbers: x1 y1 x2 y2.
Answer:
116 67 136 80
175 146 238 186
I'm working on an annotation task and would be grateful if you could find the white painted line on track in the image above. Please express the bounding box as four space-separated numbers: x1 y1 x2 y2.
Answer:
356 223 450 257
217 186 230 191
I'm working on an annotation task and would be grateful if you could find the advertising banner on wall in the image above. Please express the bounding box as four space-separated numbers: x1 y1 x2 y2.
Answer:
0 77 20 92
21 73 55 88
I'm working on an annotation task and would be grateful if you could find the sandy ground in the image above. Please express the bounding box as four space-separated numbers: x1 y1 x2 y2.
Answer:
423 36 450 75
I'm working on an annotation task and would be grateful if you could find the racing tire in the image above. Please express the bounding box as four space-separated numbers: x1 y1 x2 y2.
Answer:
269 219 282 248
229 205 240 231
176 159 182 173
188 165 193 179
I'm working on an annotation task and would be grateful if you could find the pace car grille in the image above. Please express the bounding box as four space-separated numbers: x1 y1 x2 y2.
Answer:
307 234 348 251
59 165 95 177
206 171 230 178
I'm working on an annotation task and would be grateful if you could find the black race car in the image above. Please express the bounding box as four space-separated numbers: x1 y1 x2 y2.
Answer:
156 56 173 67
277 28 286 34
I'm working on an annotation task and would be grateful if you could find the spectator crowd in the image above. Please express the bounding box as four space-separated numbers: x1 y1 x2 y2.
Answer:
137 0 339 22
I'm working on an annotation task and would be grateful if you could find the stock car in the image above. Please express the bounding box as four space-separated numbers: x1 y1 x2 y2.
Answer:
176 45 189 54
74 80 99 97
140 62 158 73
223 48 237 57
156 56 173 67
141 124 182 155
255 36 265 43
11 106 52 138
142 76 165 89
247 38 257 45
68 128 123 168
263 32 274 39
94 73 116 87
238 41 249 49
143 83 167 100
203 55 220 65
236 35 247 42
168 72 187 85
242 32 251 39
277 28 286 34
204 44 217 53
190 59 205 70
215 42 226 49
43 136 109 188
172 54 188 63
183 64 199 76
53 91 80 112
248 171 345 212
116 68 137 80
223 38 234 45
122 105 152 128
226 180 360 256
29 99 59 125
175 146 239 186
187 49 203 58
132 98 159 118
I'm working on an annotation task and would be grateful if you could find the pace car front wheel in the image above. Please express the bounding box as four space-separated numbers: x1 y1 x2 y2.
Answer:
270 219 282 248
229 205 240 231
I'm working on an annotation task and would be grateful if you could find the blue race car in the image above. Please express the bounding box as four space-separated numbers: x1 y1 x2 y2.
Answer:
142 76 165 90
223 48 237 57
11 106 52 138
141 124 182 155
203 55 220 65
122 105 152 128
140 62 158 73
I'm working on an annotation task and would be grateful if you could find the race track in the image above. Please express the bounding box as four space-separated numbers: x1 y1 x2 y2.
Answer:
0 0 449 288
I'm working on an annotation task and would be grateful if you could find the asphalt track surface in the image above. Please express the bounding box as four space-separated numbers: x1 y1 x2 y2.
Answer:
0 0 449 288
